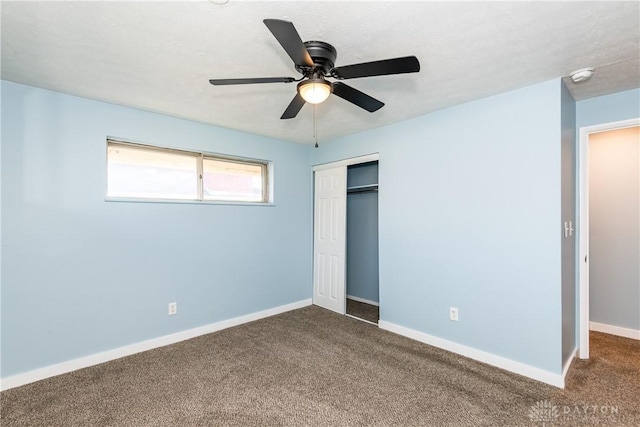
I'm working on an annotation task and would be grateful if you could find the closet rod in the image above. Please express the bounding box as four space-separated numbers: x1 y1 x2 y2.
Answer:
347 184 378 190
347 187 379 194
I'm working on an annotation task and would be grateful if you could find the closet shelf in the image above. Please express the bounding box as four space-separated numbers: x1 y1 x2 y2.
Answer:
347 184 378 194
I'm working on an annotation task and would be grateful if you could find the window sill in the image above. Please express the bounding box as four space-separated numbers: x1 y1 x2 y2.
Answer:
105 197 275 207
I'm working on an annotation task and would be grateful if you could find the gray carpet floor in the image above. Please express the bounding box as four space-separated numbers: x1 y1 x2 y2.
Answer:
2 305 639 426
346 299 379 324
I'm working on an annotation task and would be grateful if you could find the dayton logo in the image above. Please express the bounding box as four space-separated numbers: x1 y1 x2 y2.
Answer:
529 400 560 426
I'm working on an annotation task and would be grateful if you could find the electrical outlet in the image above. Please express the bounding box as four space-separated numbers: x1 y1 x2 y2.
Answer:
449 307 459 322
168 302 177 316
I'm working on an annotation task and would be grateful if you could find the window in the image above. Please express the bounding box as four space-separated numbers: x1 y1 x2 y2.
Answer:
107 140 270 203
202 158 265 202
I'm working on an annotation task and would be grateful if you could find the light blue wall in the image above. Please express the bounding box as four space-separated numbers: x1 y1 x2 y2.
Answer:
5 78 614 380
576 88 640 129
560 81 576 365
346 163 379 304
312 79 564 374
1 81 312 378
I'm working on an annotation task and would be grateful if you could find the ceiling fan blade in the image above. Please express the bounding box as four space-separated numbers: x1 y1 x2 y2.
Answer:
332 56 420 80
209 77 295 86
332 82 384 112
263 19 314 68
281 93 306 119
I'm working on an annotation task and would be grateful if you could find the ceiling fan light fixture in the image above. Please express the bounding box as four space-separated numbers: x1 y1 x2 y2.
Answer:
298 79 332 104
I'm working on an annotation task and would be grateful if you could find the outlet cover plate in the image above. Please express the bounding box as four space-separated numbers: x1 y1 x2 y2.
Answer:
168 302 177 316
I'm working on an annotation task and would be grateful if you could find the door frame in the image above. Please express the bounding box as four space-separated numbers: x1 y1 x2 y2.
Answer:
312 153 380 315
312 153 380 172
577 118 640 359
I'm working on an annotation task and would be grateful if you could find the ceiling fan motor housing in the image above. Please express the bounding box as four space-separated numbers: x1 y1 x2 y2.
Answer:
296 41 337 76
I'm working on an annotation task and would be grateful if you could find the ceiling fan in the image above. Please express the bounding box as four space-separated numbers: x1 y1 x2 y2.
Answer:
209 19 420 119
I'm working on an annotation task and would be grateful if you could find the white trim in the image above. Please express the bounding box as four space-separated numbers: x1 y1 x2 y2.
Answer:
347 295 380 306
312 153 379 171
0 299 312 391
590 321 640 340
379 320 565 388
578 118 640 359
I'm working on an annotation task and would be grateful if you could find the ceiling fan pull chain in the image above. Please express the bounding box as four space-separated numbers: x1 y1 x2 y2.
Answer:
314 104 319 148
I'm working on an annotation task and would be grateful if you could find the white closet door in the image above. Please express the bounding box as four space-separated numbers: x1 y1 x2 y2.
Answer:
313 166 347 314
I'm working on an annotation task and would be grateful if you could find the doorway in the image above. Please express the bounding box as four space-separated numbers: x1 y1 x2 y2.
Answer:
312 154 380 323
345 161 379 324
578 119 640 359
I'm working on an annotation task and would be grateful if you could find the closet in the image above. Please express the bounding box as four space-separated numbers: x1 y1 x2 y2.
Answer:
346 161 379 324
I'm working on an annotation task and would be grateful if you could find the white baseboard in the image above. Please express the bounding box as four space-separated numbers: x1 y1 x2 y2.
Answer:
378 320 565 388
346 295 379 306
0 299 312 391
590 321 640 340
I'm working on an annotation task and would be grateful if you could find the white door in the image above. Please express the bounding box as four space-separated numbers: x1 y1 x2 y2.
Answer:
313 167 347 314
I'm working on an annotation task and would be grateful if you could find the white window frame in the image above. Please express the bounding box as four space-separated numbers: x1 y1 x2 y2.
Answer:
106 139 273 205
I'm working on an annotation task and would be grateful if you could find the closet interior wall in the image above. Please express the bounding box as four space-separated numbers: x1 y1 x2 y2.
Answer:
346 161 379 319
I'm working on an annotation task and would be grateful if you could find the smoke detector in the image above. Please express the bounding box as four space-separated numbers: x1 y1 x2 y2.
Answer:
570 68 594 83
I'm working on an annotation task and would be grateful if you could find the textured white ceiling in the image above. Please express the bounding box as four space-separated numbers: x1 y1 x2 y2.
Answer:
2 1 639 144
